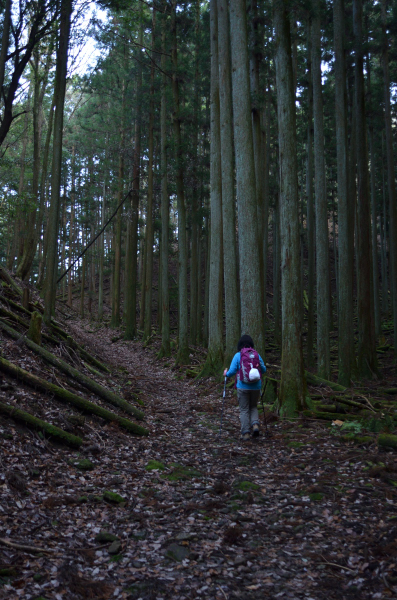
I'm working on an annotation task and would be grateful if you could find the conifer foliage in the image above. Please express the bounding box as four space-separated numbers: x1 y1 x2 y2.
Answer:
1 0 397 412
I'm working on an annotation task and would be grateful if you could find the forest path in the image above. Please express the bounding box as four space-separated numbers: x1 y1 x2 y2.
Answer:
65 321 396 600
1 319 396 600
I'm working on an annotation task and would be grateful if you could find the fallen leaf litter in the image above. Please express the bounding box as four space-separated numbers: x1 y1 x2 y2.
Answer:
0 319 396 599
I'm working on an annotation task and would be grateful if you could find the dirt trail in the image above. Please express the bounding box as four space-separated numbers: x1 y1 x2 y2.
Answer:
1 321 396 599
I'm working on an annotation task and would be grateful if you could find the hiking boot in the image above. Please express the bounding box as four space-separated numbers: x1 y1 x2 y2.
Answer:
242 433 250 441
252 423 259 437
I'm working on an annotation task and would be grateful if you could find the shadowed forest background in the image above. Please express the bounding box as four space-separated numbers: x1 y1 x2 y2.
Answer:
1 0 397 409
1 1 397 599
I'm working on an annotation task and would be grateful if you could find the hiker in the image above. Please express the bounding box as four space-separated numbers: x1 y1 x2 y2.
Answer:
223 334 266 441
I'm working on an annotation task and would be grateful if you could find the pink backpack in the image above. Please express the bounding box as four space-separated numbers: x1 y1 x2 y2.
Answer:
238 348 261 384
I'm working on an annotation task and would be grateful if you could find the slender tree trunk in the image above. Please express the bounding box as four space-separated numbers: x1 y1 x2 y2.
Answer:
111 115 125 328
98 180 106 321
381 133 389 314
36 95 55 290
353 0 378 378
217 0 240 364
143 11 156 342
312 9 330 379
189 0 200 346
158 6 170 358
334 0 355 385
229 0 264 357
367 56 381 338
306 18 314 367
125 17 143 340
44 0 72 325
203 0 223 374
381 0 397 354
249 0 266 336
274 0 306 415
273 195 281 346
171 1 189 365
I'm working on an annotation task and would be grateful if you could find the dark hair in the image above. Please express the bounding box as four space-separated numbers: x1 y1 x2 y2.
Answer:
237 335 254 351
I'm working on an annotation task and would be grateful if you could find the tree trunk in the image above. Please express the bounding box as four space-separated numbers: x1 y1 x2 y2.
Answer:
158 5 171 359
312 9 330 379
381 0 397 354
274 0 306 415
189 0 201 346
143 10 156 342
125 16 143 340
334 0 355 385
43 0 72 325
36 96 55 290
249 0 266 336
202 0 223 375
353 0 378 378
217 0 240 364
171 1 189 365
229 0 264 356
366 55 381 338
111 81 125 329
306 18 314 367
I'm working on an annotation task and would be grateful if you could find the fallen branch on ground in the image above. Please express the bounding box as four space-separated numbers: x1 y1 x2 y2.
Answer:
0 319 143 420
0 356 149 436
0 538 59 554
0 400 82 448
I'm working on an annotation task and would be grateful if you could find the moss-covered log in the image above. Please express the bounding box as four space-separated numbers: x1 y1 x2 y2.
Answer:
305 371 347 392
0 399 82 447
378 434 397 449
66 336 110 374
330 395 375 412
0 320 144 420
0 266 22 295
302 410 361 422
0 294 31 316
0 356 149 436
0 305 58 344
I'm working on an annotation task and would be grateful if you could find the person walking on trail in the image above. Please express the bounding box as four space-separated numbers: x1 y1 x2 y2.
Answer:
223 334 266 441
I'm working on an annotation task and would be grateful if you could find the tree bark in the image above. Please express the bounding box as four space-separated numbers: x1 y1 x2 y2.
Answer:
274 0 306 415
312 8 330 379
229 0 264 357
43 0 72 324
171 1 189 365
143 10 156 342
353 0 378 378
203 0 223 375
306 18 314 367
334 0 355 385
381 0 397 355
217 0 240 364
158 4 171 359
125 15 143 340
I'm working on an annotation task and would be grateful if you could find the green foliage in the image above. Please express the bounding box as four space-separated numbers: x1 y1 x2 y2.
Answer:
145 459 166 471
233 481 260 492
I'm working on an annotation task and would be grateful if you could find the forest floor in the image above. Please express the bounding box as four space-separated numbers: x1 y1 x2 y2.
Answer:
1 311 397 599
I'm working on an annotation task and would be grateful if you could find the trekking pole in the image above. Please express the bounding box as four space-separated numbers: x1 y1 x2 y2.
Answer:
219 376 227 437
260 377 269 435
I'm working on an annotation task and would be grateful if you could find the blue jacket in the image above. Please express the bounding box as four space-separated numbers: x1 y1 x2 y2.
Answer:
226 351 266 390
